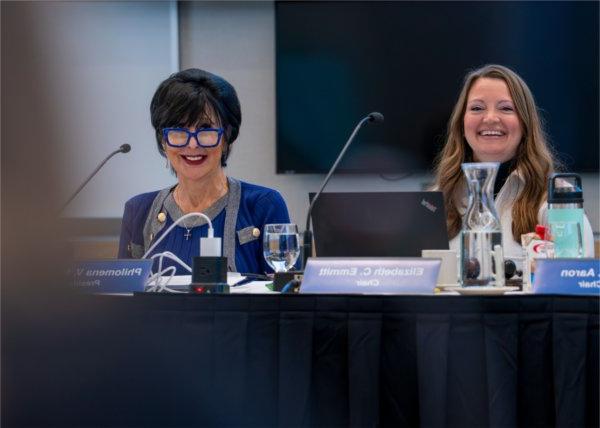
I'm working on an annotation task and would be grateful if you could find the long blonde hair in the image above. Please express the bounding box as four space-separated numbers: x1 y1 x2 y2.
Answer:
433 64 556 241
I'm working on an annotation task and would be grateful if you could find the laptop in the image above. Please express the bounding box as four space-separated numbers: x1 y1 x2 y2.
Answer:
310 192 449 257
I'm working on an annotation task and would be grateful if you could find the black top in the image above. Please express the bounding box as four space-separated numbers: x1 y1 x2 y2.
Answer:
494 159 517 199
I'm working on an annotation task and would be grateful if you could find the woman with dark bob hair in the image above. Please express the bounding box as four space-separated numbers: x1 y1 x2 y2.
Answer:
118 68 291 274
433 64 594 259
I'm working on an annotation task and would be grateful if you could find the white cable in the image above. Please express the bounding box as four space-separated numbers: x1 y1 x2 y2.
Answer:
142 212 213 258
151 251 192 273
157 266 177 291
146 264 169 291
145 251 192 293
141 212 214 293
146 255 166 291
145 271 161 292
146 252 188 289
156 266 178 293
145 265 183 293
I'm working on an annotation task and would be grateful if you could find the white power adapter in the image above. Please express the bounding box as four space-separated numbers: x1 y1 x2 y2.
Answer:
200 228 222 257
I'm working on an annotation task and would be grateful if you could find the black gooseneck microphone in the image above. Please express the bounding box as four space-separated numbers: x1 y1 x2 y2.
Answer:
301 112 384 268
61 144 131 211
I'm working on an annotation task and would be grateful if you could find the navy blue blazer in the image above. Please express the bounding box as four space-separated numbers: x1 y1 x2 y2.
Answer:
118 179 291 275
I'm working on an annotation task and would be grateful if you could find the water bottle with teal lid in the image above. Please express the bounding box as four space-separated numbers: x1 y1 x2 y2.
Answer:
547 173 584 258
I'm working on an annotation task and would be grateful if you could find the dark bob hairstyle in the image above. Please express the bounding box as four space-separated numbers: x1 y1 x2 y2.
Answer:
150 68 242 166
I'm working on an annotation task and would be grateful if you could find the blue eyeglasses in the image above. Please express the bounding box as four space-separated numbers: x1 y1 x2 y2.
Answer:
162 127 224 148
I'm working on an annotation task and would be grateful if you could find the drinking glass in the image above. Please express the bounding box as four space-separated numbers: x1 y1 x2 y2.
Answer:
263 224 300 272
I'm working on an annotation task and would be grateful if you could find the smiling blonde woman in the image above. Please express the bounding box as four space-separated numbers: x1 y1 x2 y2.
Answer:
432 64 594 259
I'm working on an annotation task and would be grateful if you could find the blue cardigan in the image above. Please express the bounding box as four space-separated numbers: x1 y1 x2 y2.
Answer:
118 178 291 275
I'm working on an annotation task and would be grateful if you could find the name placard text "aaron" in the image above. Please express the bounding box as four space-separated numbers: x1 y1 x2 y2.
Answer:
534 258 600 295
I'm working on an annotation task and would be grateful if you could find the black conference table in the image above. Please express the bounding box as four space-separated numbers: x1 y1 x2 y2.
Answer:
4 292 599 428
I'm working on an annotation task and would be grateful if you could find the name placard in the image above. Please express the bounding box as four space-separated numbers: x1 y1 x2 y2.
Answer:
300 258 441 294
72 259 153 294
533 258 600 295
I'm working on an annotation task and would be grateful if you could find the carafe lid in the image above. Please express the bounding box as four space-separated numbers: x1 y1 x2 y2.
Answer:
547 173 583 204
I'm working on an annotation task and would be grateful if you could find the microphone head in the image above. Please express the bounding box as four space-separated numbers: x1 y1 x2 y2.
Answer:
367 112 384 123
120 143 131 153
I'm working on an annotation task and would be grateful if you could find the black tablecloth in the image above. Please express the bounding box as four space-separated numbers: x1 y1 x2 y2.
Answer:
3 294 599 427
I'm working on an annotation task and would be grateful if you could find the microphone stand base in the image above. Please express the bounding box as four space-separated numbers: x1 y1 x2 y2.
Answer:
273 271 303 292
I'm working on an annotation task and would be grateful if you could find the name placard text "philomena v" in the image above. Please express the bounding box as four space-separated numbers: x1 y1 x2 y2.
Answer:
72 259 153 294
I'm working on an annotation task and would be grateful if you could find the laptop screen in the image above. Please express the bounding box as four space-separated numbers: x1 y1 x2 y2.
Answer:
310 192 449 257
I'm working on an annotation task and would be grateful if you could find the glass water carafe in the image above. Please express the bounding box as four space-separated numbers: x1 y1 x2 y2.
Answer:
460 162 505 287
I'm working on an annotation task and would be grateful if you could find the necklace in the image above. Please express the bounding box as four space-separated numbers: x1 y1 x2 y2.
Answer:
173 180 228 241
173 187 193 240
